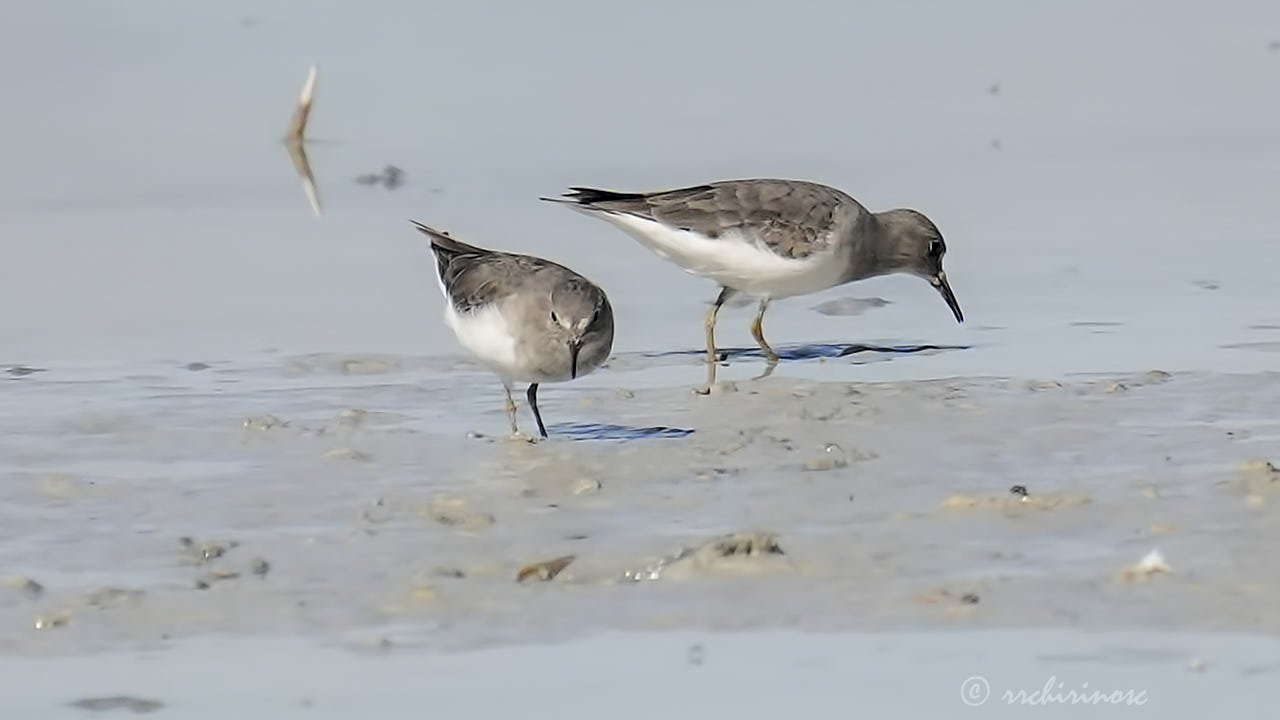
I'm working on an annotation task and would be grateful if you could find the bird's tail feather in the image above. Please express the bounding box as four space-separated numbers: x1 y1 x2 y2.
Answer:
409 220 483 257
539 186 648 208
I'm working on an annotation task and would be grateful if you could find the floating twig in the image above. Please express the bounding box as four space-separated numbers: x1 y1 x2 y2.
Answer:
282 65 322 217
286 65 317 143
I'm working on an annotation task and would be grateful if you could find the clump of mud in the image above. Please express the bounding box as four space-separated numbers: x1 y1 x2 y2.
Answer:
624 532 791 582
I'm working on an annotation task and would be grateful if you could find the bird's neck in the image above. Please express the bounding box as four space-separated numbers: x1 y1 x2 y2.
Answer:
842 214 899 283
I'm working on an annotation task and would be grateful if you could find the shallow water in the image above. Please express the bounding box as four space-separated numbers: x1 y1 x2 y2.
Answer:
3 0 1280 378
3 0 1280 715
6 629 1280 718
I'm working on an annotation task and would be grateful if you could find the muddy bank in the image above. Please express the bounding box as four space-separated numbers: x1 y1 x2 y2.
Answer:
4 359 1278 655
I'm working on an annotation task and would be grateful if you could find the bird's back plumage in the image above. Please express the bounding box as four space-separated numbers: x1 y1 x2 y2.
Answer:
555 179 869 260
413 220 565 313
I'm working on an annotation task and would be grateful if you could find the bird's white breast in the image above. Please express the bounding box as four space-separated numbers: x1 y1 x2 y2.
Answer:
600 213 845 299
434 265 524 381
442 302 523 380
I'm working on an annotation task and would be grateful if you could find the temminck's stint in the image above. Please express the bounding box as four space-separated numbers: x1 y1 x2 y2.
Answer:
413 221 614 437
547 179 961 391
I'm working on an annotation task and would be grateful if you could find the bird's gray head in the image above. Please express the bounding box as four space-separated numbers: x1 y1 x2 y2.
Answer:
547 278 614 379
876 209 963 323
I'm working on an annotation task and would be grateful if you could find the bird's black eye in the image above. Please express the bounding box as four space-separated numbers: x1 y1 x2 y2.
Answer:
550 311 559 323
928 240 944 257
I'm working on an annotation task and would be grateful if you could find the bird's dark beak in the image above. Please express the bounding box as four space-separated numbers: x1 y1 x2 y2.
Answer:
931 270 963 323
569 340 581 379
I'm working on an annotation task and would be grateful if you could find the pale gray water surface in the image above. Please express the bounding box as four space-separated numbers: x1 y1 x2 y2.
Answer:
5 629 1280 718
2 0 1279 376
3 0 1280 715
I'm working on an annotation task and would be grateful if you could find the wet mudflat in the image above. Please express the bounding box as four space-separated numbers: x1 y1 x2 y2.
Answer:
4 356 1278 652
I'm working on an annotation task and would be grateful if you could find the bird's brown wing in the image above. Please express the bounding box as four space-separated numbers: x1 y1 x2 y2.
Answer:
557 179 867 259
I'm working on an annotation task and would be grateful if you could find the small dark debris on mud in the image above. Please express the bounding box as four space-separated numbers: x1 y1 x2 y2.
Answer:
517 554 575 583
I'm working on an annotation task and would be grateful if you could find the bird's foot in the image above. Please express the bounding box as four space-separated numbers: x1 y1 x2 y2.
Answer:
693 380 737 396
752 359 780 381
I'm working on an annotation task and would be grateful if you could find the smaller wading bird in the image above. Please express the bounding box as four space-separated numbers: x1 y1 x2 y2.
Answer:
413 221 614 438
547 178 963 392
